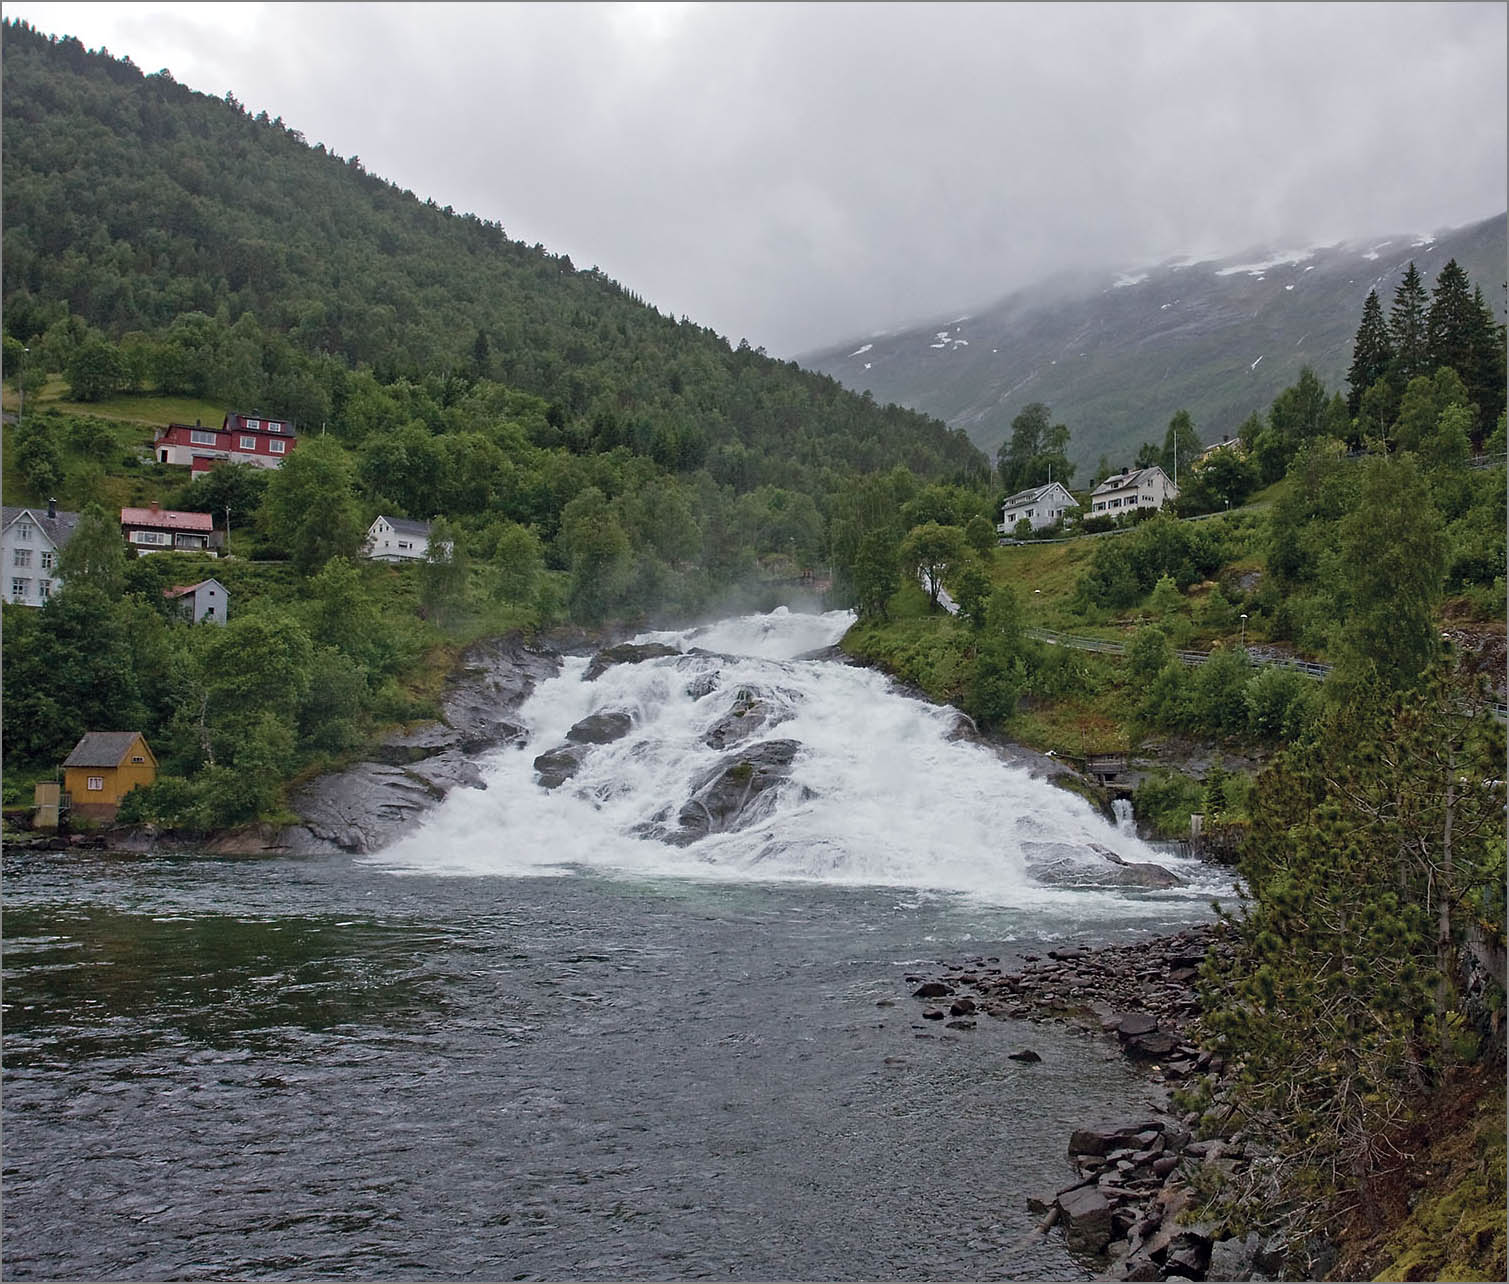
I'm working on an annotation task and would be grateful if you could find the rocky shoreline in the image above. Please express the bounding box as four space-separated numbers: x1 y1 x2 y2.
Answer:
902 925 1291 1282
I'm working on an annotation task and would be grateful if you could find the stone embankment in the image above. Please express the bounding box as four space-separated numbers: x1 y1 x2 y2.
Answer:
904 926 1288 1281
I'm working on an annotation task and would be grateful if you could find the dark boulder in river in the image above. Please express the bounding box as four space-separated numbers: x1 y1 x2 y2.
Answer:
566 711 634 744
703 687 789 750
533 745 591 790
583 642 681 682
670 739 804 844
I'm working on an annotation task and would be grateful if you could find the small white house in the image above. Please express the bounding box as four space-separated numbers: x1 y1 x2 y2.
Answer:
365 515 433 561
998 482 1081 534
2 500 79 607
164 578 229 624
1090 466 1179 516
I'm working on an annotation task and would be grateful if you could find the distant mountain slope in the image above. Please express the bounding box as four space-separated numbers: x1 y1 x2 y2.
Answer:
801 215 1507 475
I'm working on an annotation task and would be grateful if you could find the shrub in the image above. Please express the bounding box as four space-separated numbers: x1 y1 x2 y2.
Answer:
1244 665 1321 740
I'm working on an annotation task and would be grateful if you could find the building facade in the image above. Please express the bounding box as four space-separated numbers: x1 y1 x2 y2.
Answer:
1089 466 1179 516
2 501 79 606
154 411 298 471
61 731 158 821
120 503 217 555
998 482 1081 534
364 515 434 561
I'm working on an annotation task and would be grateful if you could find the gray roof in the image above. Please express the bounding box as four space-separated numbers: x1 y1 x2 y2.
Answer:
62 731 148 768
1002 482 1077 509
1091 466 1171 495
375 515 432 536
2 504 81 549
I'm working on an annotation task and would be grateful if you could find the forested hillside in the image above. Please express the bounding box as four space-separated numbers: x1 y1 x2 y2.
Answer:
0 20 985 493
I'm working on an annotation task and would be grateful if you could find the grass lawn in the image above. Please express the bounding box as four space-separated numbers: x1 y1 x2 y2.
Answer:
4 379 224 429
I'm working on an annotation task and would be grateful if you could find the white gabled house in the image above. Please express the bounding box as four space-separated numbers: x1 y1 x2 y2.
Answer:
364 515 434 561
1090 466 1179 517
2 500 80 606
164 578 229 624
998 481 1081 534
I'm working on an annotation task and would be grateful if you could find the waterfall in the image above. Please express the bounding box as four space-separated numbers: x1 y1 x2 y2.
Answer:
370 608 1226 914
1113 798 1136 835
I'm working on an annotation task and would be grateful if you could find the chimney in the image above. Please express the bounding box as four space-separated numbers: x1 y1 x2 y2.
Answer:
47 497 56 518
149 500 161 514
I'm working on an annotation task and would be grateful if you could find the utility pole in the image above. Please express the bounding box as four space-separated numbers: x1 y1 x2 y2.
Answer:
17 346 28 435
224 506 231 559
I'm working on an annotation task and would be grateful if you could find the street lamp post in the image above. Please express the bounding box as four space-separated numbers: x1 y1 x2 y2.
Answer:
1240 613 1248 650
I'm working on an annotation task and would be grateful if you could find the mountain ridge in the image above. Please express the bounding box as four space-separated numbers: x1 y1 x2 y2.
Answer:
800 213 1507 475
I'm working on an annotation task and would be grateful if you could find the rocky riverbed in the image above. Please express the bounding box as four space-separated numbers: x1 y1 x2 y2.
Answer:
902 926 1293 1282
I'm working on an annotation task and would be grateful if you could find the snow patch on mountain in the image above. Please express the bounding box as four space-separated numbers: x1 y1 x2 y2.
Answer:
849 343 873 357
1216 248 1316 277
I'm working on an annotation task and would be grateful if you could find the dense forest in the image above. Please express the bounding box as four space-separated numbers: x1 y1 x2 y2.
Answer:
0 20 985 493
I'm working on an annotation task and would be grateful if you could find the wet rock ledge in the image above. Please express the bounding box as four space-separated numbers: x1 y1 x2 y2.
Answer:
281 634 563 854
903 926 1289 1281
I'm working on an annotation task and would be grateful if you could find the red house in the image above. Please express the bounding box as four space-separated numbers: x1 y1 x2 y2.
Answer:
120 501 217 555
154 411 298 472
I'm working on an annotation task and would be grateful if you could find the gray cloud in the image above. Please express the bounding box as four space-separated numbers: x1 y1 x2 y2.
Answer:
8 2 1506 355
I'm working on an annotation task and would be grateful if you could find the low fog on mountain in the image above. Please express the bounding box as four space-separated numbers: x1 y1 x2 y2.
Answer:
5 1 1505 356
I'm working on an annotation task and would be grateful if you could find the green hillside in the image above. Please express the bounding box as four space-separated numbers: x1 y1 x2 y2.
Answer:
0 20 985 495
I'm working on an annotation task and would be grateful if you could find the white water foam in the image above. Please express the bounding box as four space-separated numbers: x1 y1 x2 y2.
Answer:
369 608 1228 916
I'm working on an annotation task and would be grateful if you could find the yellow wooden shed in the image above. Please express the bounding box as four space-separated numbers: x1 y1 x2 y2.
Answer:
61 731 158 820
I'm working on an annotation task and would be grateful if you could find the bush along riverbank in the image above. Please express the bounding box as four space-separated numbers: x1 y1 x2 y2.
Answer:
903 917 1506 1281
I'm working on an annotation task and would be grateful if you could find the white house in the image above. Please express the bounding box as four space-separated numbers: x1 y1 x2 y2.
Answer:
364 515 434 561
1089 466 1179 517
164 578 229 624
998 481 1081 534
2 500 79 607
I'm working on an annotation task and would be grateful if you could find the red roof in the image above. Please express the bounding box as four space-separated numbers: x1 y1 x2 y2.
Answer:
120 506 215 532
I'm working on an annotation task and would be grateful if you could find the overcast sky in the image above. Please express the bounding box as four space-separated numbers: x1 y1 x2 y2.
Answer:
7 2 1506 356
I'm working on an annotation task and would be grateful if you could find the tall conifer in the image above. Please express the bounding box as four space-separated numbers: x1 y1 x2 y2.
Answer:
1425 257 1478 384
1467 284 1507 437
1345 289 1393 417
1389 262 1429 383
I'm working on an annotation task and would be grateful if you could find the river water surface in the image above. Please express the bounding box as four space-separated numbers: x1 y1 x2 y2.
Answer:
3 609 1227 1280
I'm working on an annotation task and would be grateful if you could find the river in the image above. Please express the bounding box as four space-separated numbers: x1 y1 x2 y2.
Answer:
2 608 1229 1280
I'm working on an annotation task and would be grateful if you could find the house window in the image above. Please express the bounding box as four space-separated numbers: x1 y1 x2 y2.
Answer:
13 548 31 567
131 755 145 764
37 579 51 601
269 439 286 454
191 430 217 445
240 436 257 450
160 449 170 463
87 776 104 792
16 522 31 541
246 418 261 429
11 577 28 599
397 540 411 551
267 421 282 432
132 530 169 545
40 551 53 570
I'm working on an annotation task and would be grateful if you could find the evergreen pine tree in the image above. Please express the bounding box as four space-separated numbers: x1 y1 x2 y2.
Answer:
1345 288 1393 418
1467 285 1508 439
1390 262 1429 383
1425 258 1478 385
